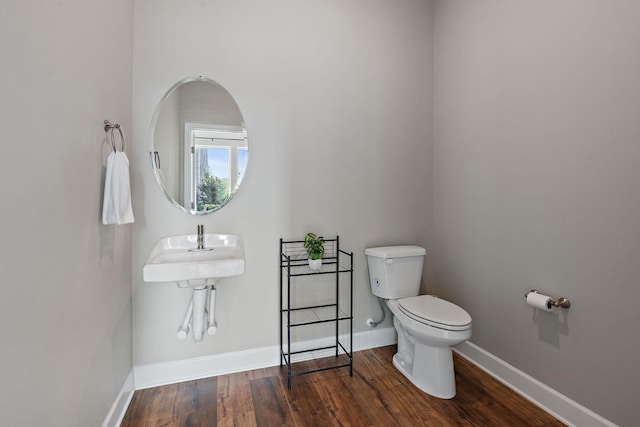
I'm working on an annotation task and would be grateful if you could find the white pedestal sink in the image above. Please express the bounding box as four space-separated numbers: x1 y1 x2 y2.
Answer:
143 232 245 342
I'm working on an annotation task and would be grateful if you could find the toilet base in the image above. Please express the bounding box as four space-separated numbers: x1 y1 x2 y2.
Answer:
392 343 456 399
392 315 457 399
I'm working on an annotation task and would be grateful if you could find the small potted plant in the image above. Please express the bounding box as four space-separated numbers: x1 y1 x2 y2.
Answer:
304 232 325 270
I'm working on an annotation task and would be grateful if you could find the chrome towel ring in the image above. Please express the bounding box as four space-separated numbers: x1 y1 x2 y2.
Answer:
104 119 125 152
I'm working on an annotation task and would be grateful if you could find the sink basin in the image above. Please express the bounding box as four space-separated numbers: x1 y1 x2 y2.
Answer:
143 233 245 284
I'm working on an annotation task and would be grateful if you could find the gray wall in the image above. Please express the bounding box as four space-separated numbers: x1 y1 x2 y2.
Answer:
132 0 433 365
0 1 133 426
433 1 640 425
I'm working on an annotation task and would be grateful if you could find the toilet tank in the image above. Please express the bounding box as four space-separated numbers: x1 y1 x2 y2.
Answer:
365 246 426 299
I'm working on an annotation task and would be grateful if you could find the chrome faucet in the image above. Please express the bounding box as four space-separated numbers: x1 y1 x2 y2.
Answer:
197 224 204 249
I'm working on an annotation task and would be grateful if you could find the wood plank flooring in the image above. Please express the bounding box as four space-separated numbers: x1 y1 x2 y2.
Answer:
121 345 565 426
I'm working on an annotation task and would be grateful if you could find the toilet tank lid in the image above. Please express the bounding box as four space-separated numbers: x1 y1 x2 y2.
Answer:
365 245 426 258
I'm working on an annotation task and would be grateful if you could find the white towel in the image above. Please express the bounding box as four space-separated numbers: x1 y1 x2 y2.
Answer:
102 151 135 225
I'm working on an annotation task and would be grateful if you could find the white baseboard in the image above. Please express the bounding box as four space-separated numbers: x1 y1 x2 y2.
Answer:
134 345 280 389
101 369 135 427
353 325 397 351
134 326 396 390
454 341 617 427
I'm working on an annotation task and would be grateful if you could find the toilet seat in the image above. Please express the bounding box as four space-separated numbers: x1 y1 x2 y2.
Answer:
397 295 471 331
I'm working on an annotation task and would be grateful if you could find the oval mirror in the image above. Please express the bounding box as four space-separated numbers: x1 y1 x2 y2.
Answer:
150 77 248 215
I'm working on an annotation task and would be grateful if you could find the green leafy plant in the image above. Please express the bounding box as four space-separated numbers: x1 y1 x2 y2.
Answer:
304 232 325 260
197 172 230 212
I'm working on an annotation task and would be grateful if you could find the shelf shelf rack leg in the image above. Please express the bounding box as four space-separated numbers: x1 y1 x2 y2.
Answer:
279 238 283 369
286 251 292 389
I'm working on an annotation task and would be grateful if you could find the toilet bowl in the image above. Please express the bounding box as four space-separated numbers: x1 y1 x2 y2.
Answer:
365 246 472 399
387 296 471 398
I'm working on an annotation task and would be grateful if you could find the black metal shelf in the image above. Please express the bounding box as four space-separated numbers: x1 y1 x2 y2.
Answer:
279 236 353 389
279 346 352 379
282 304 351 327
281 257 353 277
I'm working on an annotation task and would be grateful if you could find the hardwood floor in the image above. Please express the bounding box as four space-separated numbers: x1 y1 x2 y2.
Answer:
121 346 565 426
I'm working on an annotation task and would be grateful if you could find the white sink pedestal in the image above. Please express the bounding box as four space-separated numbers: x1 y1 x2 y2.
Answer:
177 281 219 342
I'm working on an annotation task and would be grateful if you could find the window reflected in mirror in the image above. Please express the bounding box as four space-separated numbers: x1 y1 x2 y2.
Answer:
189 126 248 212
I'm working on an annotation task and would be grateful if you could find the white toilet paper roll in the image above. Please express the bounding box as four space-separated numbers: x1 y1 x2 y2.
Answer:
526 292 553 311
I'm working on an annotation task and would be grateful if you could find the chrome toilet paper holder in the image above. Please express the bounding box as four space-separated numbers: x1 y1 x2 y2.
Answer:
525 289 571 309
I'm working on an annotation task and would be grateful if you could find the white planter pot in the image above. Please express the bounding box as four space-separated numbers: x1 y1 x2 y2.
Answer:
308 258 322 271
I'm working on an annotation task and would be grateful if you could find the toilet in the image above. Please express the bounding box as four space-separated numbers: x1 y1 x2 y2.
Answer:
365 245 472 399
